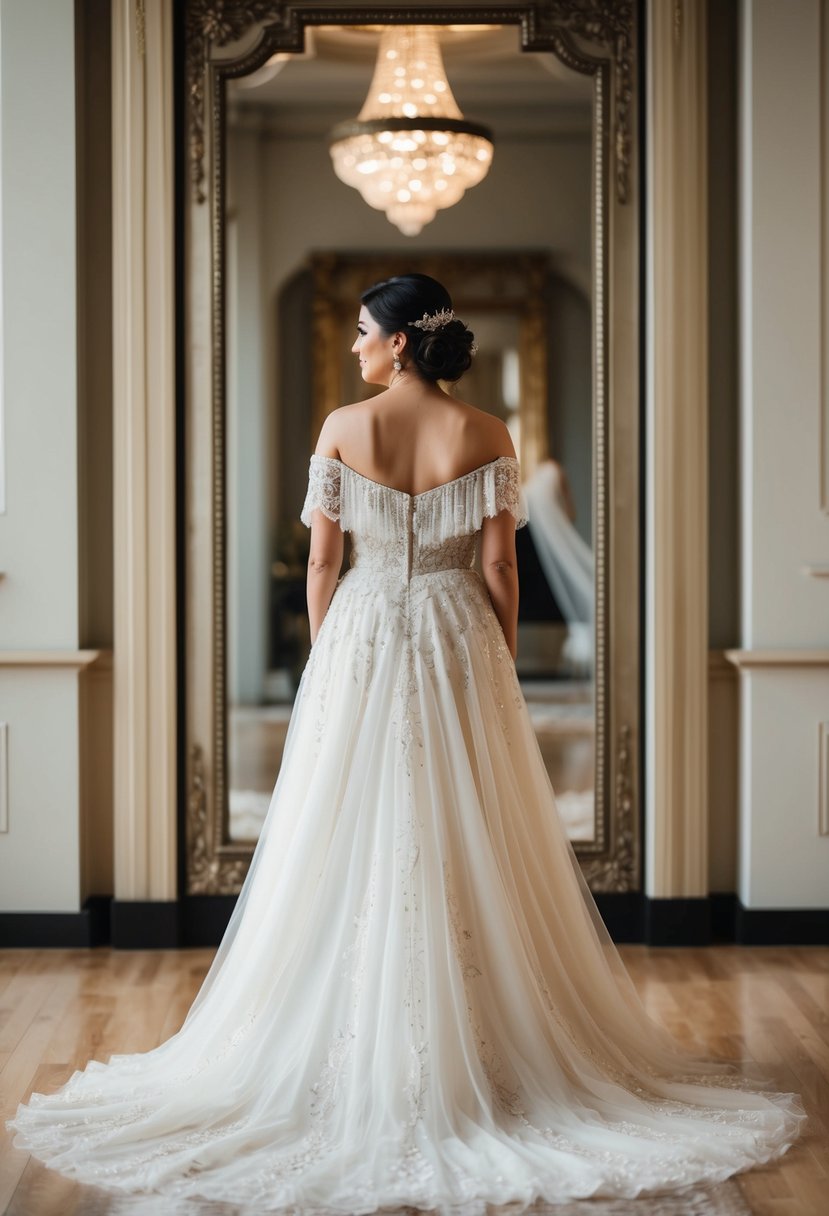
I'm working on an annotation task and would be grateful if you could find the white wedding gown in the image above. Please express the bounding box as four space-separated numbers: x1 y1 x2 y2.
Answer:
7 454 807 1213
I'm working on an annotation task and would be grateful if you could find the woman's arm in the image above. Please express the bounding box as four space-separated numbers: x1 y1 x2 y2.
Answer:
479 421 521 660
480 509 519 661
306 511 343 644
306 411 345 644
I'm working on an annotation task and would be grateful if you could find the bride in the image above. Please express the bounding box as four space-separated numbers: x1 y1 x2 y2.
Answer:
7 273 807 1213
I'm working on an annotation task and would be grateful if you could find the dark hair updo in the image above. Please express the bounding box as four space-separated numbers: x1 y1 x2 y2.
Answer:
360 272 476 384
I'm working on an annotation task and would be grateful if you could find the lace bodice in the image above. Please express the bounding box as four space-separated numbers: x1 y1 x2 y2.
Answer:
300 455 529 584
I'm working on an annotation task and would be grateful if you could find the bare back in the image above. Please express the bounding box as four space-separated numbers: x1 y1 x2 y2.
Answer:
325 385 515 497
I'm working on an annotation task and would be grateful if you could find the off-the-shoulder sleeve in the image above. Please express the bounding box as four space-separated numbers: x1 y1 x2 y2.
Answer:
487 457 529 529
300 454 341 527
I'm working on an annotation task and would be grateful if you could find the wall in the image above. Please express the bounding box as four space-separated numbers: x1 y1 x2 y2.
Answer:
0 0 78 651
0 0 113 917
735 0 829 909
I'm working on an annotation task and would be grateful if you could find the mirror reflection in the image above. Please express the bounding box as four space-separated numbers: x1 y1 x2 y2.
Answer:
224 25 595 846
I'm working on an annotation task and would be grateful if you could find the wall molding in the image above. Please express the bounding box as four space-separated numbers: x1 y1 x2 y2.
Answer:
725 648 829 668
112 0 177 900
0 650 108 668
646 0 709 898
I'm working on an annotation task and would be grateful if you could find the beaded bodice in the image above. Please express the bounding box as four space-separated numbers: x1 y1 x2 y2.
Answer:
300 454 529 584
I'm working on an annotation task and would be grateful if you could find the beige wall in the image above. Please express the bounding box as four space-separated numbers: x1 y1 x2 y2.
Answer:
734 0 829 908
0 0 78 648
0 0 113 913
741 1 826 648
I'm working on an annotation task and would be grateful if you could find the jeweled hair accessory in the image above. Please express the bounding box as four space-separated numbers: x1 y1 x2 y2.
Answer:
410 307 455 332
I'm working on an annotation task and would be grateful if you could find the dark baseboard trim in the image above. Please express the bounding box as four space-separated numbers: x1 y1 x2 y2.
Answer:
1 892 826 949
180 895 236 947
642 894 828 946
110 899 180 948
592 892 644 942
734 902 829 946
645 896 712 946
0 894 111 948
710 892 739 942
109 896 238 948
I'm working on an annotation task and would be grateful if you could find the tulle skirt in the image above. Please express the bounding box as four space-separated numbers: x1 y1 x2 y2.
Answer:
7 568 808 1212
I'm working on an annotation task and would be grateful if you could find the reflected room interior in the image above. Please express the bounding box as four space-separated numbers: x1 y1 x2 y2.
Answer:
223 24 596 847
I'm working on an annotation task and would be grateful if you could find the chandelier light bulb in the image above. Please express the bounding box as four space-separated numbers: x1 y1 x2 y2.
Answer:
329 26 494 237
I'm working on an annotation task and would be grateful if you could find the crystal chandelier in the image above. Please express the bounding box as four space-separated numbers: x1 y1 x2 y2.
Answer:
329 26 494 237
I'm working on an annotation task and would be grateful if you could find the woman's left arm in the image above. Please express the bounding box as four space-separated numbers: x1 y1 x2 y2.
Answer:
307 512 344 644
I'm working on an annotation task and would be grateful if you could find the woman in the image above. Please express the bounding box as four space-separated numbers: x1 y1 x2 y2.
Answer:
7 273 806 1212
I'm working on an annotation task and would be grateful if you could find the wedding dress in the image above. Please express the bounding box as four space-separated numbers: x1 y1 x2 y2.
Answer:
7 453 807 1213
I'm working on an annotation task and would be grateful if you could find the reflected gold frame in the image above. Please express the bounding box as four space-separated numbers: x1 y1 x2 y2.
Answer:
183 0 640 897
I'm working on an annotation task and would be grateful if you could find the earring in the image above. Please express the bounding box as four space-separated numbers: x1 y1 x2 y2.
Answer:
393 354 402 371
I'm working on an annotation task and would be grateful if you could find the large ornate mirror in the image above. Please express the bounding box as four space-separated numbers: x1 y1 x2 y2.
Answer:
184 1 639 901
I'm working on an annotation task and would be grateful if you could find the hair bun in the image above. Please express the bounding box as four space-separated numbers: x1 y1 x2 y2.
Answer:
414 319 475 383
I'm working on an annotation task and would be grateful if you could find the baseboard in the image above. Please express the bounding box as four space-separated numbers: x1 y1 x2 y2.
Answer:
734 902 829 946
592 892 644 942
0 894 110 948
110 898 180 948
107 893 829 948
0 892 826 948
710 892 738 941
109 896 237 948
642 894 828 946
644 897 712 945
180 895 236 946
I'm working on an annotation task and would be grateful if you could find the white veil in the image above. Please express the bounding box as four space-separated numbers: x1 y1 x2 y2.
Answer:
523 459 594 675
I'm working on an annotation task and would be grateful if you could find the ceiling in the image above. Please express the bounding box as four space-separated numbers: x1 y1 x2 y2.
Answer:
226 24 593 136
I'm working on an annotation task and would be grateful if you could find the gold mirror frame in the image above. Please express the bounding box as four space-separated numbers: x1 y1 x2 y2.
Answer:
183 0 639 897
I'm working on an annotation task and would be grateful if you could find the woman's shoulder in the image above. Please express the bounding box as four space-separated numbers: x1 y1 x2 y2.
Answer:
457 405 517 462
311 397 516 467
311 401 365 459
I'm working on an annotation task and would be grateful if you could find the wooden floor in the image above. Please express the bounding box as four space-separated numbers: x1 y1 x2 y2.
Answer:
1 945 827 1215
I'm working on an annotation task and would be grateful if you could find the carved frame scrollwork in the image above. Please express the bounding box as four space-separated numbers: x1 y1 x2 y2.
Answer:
183 0 640 897
185 1 634 205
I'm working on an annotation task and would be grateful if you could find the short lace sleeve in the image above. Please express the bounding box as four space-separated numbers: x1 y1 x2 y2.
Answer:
300 455 341 527
487 457 529 528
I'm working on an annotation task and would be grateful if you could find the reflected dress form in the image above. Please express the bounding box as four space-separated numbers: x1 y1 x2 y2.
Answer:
7 454 807 1212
